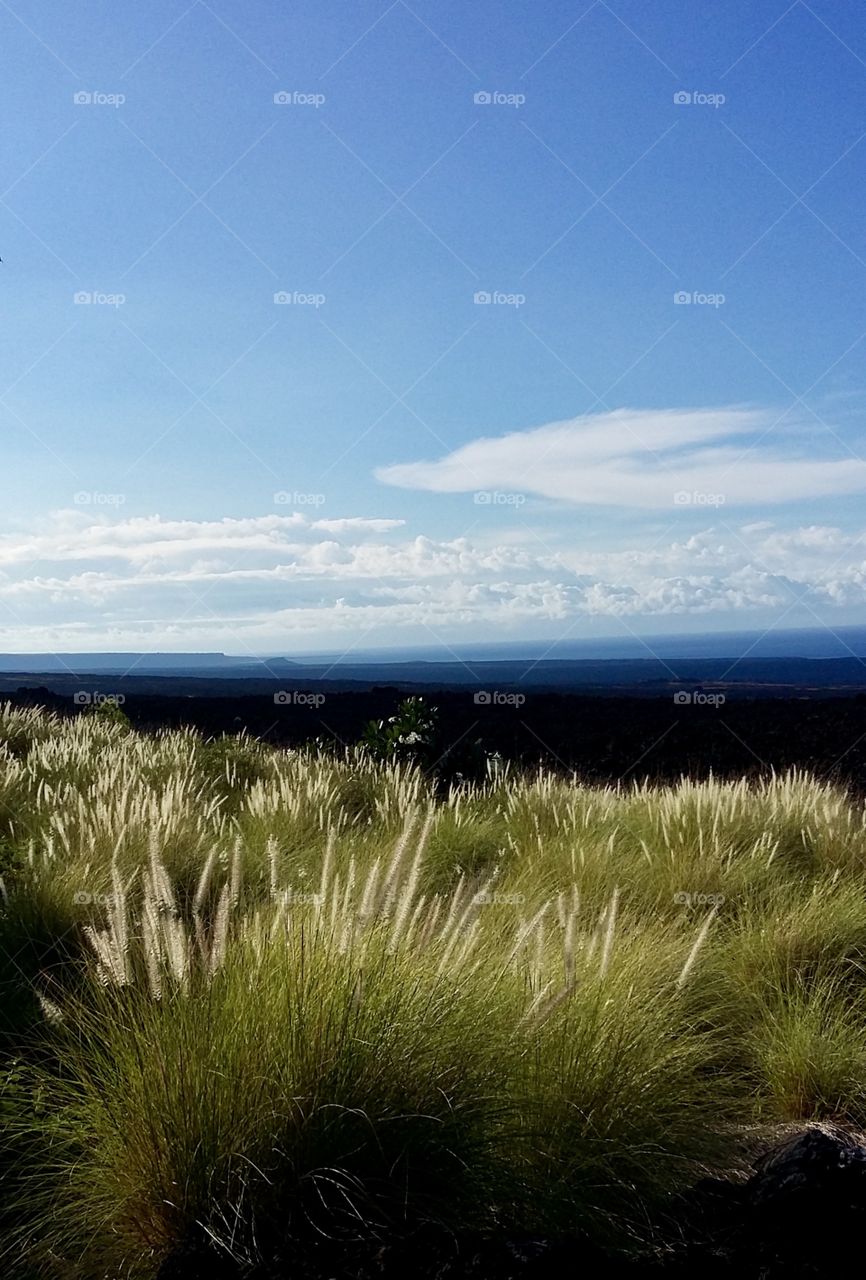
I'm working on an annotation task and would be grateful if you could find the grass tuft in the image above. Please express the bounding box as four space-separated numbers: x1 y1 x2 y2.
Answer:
2 704 866 1274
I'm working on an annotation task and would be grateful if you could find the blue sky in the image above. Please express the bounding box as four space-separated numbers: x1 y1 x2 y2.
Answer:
2 0 866 655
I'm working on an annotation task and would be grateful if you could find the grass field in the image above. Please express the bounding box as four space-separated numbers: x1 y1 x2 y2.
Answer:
2 702 866 1276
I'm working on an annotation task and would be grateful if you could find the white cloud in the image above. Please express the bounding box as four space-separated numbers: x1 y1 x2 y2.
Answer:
0 513 411 571
376 406 866 508
1 509 865 650
311 517 405 534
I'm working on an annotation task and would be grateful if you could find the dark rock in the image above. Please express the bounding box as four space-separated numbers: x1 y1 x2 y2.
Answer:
738 1123 866 1276
749 1122 866 1206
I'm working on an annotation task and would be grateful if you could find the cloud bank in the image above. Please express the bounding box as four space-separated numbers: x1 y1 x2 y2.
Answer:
0 509 865 650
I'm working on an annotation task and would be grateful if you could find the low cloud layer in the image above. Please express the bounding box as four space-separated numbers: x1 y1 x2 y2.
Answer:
0 510 864 651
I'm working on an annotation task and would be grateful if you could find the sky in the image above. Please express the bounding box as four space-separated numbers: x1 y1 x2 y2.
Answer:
2 0 866 657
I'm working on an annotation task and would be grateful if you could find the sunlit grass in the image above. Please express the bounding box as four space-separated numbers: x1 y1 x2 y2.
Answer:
2 702 866 1275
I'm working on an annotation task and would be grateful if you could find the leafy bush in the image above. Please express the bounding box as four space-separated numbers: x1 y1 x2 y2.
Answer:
360 696 439 767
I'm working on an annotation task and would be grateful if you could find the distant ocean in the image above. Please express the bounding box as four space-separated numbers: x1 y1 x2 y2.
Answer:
1 626 866 673
292 626 866 666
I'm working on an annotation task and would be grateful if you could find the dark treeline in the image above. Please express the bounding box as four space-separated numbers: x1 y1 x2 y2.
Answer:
9 686 866 790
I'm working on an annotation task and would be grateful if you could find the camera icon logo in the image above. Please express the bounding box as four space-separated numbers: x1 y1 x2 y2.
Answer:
673 90 691 105
273 291 291 304
273 91 291 104
474 690 492 705
473 91 492 105
73 91 92 105
674 291 692 305
73 691 93 705
274 691 291 705
74 291 92 305
673 691 693 705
